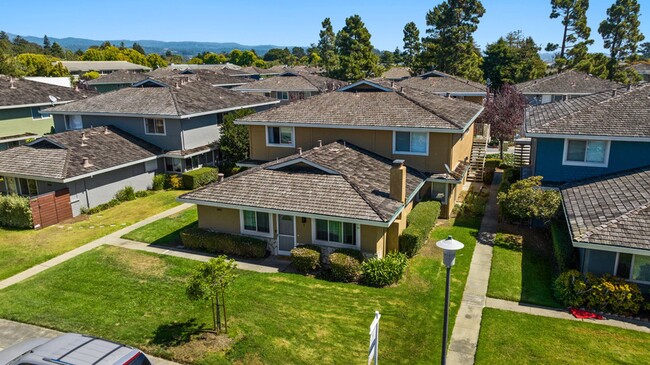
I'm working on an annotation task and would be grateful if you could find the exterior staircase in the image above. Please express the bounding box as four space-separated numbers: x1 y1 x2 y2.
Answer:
467 123 490 182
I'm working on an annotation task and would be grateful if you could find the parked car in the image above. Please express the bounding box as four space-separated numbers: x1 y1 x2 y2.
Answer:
0 333 152 365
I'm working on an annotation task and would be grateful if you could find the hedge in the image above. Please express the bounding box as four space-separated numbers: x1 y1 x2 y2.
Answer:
180 227 267 259
329 248 364 282
551 220 575 273
483 158 501 184
182 167 219 190
152 174 166 191
361 252 409 287
399 201 441 257
0 194 33 228
290 244 321 273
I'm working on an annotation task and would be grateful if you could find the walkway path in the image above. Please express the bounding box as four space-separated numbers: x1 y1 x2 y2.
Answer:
486 298 650 333
0 203 193 291
446 172 500 365
0 319 179 365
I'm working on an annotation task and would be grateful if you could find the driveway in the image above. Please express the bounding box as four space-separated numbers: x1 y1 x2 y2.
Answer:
0 319 179 365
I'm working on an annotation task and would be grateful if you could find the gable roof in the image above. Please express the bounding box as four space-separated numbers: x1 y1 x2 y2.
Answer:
560 166 650 251
525 84 650 138
57 61 151 73
179 141 428 225
382 67 411 80
397 70 486 94
0 126 161 182
46 79 279 118
233 72 346 93
85 71 149 86
145 68 252 87
236 80 483 131
516 70 622 95
0 75 95 109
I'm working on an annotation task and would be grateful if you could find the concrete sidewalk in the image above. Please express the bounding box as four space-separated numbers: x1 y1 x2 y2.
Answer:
486 298 650 333
0 319 179 365
446 172 501 365
0 203 193 290
108 238 292 273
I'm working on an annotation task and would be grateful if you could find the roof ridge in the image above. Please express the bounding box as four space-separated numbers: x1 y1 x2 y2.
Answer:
395 89 465 129
300 73 325 92
168 86 183 116
577 202 650 241
338 173 389 221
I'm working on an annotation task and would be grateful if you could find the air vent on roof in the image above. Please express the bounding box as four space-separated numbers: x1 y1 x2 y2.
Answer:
82 157 93 168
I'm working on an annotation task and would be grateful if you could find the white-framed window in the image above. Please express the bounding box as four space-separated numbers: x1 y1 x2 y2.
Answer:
266 126 295 147
144 118 166 135
393 131 429 155
276 91 289 100
185 155 201 171
31 107 49 119
164 157 183 173
313 219 359 248
614 252 650 284
4 177 38 196
240 210 273 238
65 115 83 130
562 139 610 167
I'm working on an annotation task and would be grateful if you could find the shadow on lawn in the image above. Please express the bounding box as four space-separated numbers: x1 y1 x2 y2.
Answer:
150 222 198 247
151 318 205 346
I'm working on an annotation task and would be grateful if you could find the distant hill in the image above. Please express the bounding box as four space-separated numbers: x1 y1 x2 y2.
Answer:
6 33 300 58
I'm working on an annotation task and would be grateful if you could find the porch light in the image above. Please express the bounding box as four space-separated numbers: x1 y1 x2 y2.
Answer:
435 235 464 365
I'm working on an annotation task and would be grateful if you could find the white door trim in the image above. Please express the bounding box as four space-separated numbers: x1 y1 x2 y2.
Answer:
276 214 296 255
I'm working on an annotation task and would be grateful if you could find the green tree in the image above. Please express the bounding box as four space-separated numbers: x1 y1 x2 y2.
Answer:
402 22 423 74
50 42 64 59
497 176 561 225
202 52 227 64
483 31 547 88
189 57 203 64
81 48 105 61
219 109 254 163
99 41 112 50
263 48 291 63
318 17 339 77
43 35 51 55
145 53 168 69
421 0 485 81
132 42 145 55
598 0 645 82
14 54 69 76
573 52 610 78
379 50 395 67
186 256 237 333
291 47 306 59
547 0 593 70
334 14 381 81
640 42 650 59
393 47 403 65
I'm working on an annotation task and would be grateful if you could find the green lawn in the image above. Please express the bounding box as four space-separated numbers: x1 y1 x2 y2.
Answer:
122 207 197 246
487 225 560 307
475 308 650 364
0 190 186 281
0 208 483 364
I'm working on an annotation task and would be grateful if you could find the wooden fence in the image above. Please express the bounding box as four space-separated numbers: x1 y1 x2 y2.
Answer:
30 188 73 229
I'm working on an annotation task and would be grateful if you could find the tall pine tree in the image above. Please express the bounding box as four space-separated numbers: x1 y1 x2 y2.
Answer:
546 0 593 71
421 0 485 81
598 0 645 82
334 15 381 81
402 22 423 75
318 18 339 77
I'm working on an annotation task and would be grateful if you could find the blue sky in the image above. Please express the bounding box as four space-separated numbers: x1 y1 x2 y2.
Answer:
2 0 648 53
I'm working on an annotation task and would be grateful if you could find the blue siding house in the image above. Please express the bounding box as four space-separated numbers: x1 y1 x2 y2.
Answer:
525 85 650 289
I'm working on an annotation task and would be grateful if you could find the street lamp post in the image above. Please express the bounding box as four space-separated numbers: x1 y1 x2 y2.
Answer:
436 235 464 365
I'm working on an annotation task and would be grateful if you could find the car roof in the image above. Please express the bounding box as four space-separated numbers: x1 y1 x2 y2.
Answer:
27 334 138 365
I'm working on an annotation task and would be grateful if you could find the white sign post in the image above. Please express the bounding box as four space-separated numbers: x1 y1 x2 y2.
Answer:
368 311 381 365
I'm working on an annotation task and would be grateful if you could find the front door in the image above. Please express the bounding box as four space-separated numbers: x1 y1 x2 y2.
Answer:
277 214 295 255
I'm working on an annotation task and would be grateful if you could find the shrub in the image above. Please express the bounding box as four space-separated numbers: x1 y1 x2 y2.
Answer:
551 220 575 273
81 71 100 80
165 174 183 190
553 270 645 315
83 198 120 215
182 167 218 189
135 190 153 198
399 201 441 257
0 195 33 228
329 248 364 282
290 244 321 272
361 252 409 287
152 174 166 191
180 227 266 258
497 176 561 225
114 186 136 202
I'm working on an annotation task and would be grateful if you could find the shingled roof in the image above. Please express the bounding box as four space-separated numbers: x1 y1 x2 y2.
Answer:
236 80 483 131
516 70 622 95
525 84 650 138
46 79 279 118
233 72 346 93
0 126 161 182
0 76 94 108
561 166 650 251
145 69 252 87
180 141 428 224
382 67 411 80
396 70 486 94
85 71 148 86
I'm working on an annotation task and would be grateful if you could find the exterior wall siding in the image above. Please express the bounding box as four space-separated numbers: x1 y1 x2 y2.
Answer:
360 225 387 257
0 107 54 138
248 125 454 174
450 124 474 168
198 205 241 234
533 138 650 183
180 114 221 150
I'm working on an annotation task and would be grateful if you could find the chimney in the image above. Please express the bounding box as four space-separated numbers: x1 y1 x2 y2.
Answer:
612 89 617 97
217 173 225 182
317 139 323 148
297 147 302 155
82 157 93 168
390 159 406 203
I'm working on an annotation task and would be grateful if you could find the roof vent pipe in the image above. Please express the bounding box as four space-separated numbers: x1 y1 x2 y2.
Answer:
81 132 89 141
217 173 225 182
297 147 302 155
103 126 110 134
317 139 322 148
627 84 632 92
9 79 16 89
82 157 93 168
612 89 617 97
